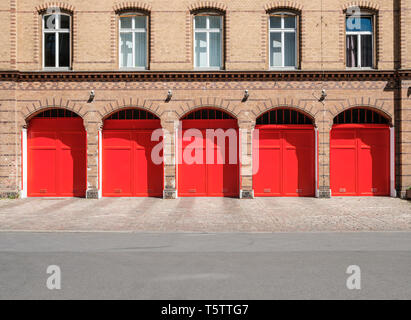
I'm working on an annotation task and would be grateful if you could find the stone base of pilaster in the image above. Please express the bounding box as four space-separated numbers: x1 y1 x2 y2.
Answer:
86 188 99 199
0 191 20 199
318 188 331 198
240 189 254 199
398 189 411 200
163 189 177 199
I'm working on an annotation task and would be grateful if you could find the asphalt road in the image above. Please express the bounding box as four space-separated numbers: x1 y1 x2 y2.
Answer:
0 232 410 300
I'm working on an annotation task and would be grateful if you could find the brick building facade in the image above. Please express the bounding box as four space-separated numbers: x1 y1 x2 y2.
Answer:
0 0 410 199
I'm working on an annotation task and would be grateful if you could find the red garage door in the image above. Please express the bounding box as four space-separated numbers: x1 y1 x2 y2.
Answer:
28 109 87 197
331 108 390 196
178 109 239 197
253 109 315 197
102 109 163 197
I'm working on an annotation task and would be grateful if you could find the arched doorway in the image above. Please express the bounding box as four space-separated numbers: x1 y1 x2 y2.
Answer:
178 108 239 197
331 108 391 196
102 109 163 197
27 109 87 197
253 108 316 197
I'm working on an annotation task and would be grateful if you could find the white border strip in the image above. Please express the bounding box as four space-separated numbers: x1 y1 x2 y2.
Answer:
98 129 103 199
390 127 396 198
315 127 319 198
21 128 28 198
174 124 179 199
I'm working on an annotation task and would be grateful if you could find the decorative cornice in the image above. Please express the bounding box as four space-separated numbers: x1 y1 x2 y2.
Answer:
188 1 227 13
264 1 303 12
0 70 408 82
113 2 152 13
35 2 75 13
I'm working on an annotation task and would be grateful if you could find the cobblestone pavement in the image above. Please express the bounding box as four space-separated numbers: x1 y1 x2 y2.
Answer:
0 197 410 232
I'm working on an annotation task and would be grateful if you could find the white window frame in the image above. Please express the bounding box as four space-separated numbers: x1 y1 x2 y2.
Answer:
345 15 374 69
119 13 148 70
42 13 71 70
269 12 297 70
193 14 223 70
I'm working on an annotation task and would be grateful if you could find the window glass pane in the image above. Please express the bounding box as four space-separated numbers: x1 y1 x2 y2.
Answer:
44 33 56 67
195 32 207 67
60 15 70 29
44 14 56 30
209 16 221 29
135 32 147 67
284 15 296 29
346 16 373 32
120 33 133 67
270 16 281 28
346 16 359 31
58 33 70 67
134 16 146 29
284 32 296 67
270 32 282 67
346 34 358 67
209 32 221 67
361 34 373 67
120 16 132 29
195 16 207 29
359 17 373 32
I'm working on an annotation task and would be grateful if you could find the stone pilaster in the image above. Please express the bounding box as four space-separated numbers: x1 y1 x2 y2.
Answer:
238 119 255 199
161 118 178 199
316 103 332 198
85 121 100 199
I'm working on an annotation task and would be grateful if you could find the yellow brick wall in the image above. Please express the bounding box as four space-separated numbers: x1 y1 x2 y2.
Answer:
0 0 409 198
0 0 399 71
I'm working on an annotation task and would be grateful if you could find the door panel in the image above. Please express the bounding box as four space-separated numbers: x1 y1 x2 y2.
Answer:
29 148 57 196
102 121 163 197
283 130 315 196
330 129 357 196
357 129 390 196
330 126 390 196
103 131 133 196
253 127 315 197
253 130 282 196
28 118 86 197
178 121 239 197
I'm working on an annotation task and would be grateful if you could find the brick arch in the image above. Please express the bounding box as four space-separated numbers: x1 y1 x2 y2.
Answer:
35 2 75 13
102 107 160 120
23 99 86 124
341 1 380 12
331 105 392 125
264 1 304 12
253 103 316 126
177 97 239 119
188 1 227 13
113 2 152 13
99 102 162 123
178 105 238 120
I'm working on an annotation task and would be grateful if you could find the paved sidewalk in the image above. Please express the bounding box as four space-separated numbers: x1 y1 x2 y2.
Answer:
0 197 410 232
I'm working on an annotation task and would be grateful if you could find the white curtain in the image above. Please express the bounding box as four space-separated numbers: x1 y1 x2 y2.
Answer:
284 32 296 67
195 32 207 67
209 32 221 67
270 33 282 67
135 32 146 67
120 33 133 67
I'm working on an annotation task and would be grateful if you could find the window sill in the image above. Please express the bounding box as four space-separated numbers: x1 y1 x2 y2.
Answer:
194 67 224 71
119 67 148 71
269 67 298 71
42 67 71 71
346 67 376 70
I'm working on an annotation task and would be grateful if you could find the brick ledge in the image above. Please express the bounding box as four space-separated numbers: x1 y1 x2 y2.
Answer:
0 70 408 82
